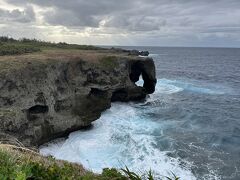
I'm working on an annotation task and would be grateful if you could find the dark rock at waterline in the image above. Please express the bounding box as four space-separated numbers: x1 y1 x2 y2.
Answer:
130 58 156 93
0 50 156 147
110 47 149 56
128 50 149 56
128 50 140 56
139 51 149 56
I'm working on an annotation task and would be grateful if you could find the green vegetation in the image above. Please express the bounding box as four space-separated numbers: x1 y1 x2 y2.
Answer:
99 56 119 69
0 36 103 56
0 43 41 56
0 145 180 180
0 145 125 180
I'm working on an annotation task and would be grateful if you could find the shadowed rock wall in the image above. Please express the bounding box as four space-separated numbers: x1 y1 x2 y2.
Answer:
0 55 156 146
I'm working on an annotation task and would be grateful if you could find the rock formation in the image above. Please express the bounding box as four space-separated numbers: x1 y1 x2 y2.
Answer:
110 47 149 56
0 50 156 146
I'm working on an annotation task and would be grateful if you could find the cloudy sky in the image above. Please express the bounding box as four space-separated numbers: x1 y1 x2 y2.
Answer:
0 0 240 47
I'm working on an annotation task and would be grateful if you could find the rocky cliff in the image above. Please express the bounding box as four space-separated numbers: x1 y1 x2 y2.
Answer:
0 49 156 147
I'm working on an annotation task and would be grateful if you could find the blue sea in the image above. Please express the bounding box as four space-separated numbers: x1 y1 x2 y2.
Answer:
40 47 240 180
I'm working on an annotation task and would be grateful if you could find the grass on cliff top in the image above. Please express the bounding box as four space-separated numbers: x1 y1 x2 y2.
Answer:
99 56 119 69
0 36 103 56
0 144 180 180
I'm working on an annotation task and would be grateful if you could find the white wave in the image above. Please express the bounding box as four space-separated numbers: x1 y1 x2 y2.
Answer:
136 78 183 95
40 103 196 179
137 77 223 95
156 83 184 94
40 78 224 179
156 79 225 95
137 78 224 95
149 53 168 57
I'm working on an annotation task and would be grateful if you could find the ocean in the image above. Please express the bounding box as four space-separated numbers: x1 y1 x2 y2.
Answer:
40 47 240 180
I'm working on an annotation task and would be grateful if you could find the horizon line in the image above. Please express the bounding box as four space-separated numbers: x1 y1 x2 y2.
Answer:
98 45 240 49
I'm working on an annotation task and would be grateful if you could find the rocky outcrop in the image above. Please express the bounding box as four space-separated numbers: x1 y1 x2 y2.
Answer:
139 51 150 56
110 47 149 56
0 50 156 147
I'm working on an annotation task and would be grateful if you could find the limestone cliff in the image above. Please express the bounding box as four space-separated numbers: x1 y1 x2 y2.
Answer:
0 49 156 146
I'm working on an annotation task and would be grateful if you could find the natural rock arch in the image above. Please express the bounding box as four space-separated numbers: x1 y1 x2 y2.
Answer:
129 59 157 94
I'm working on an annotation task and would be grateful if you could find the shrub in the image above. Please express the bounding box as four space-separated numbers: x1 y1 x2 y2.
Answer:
0 36 104 56
0 44 40 56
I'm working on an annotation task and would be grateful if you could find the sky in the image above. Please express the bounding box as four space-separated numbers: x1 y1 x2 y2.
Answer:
0 0 240 47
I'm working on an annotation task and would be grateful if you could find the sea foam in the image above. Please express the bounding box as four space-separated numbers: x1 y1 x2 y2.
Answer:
40 79 198 179
40 102 196 179
40 78 228 179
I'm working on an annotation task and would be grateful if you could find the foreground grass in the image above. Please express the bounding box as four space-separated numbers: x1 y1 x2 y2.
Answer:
0 36 103 56
0 144 180 180
0 144 126 180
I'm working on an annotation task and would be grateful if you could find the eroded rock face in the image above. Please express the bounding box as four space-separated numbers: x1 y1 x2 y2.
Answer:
129 58 156 94
0 54 156 146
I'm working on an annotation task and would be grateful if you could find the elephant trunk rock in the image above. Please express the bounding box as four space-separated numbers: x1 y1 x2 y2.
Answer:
0 51 157 147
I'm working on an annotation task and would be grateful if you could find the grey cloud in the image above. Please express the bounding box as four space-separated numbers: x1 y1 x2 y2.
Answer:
201 27 240 34
0 5 35 23
2 0 240 46
6 0 239 32
6 0 135 27
105 16 166 31
44 9 99 27
5 0 240 27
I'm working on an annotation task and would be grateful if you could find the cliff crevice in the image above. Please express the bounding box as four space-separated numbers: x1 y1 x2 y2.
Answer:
0 49 156 146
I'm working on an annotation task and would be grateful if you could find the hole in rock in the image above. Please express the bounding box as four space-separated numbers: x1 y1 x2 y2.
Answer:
130 61 156 94
28 105 49 114
130 62 143 86
136 75 144 87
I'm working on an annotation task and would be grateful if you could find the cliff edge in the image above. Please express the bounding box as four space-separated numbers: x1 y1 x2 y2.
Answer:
0 48 156 146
